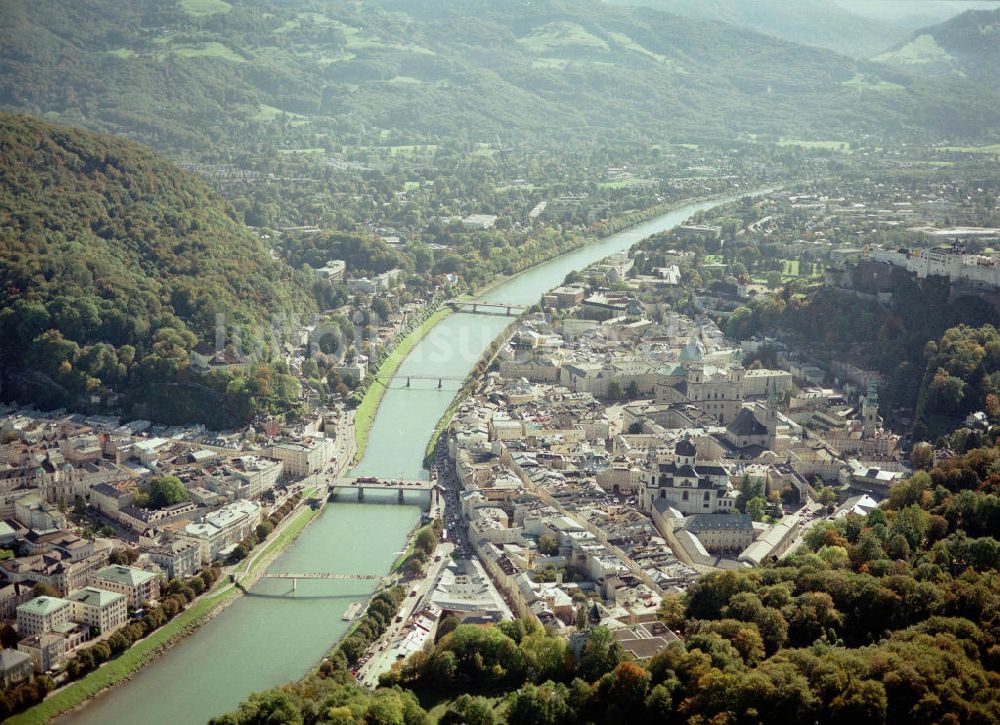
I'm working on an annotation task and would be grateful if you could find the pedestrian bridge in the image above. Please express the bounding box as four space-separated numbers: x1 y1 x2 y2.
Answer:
259 571 383 591
369 373 465 390
261 572 382 581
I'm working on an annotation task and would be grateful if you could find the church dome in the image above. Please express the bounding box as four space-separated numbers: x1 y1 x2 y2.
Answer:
675 439 697 458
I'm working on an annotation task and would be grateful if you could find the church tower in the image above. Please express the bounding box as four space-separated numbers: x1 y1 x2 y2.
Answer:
765 378 779 438
861 381 879 438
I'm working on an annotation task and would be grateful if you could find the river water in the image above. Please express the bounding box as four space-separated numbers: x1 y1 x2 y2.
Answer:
65 197 731 724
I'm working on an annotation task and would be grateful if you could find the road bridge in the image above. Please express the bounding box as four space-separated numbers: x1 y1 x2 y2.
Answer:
447 300 529 316
330 477 438 503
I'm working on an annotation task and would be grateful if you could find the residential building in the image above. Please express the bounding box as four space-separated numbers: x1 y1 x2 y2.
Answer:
268 439 333 478
148 538 201 580
14 494 66 531
542 286 586 309
178 500 262 564
462 214 498 230
315 259 346 281
374 268 403 291
16 596 71 637
90 481 136 518
675 224 722 240
683 514 755 554
0 582 31 619
89 565 160 608
1 549 111 596
18 633 66 673
228 455 283 499
67 587 128 635
118 500 198 534
741 369 793 398
0 648 34 688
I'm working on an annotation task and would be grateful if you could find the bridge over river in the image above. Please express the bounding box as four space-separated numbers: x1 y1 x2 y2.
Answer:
63 195 743 725
258 571 383 591
369 373 466 389
446 299 529 316
329 476 438 503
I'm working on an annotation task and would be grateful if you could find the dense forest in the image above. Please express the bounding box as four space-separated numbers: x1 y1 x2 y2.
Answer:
0 113 311 425
1 0 998 155
213 446 1000 724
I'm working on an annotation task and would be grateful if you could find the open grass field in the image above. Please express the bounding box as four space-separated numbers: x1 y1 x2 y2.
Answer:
874 34 953 66
180 0 231 16
252 104 307 122
607 31 667 63
169 42 246 63
937 144 1000 155
841 73 904 92
785 259 823 277
519 21 609 53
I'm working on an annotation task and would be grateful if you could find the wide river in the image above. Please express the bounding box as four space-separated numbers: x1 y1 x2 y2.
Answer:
65 196 734 724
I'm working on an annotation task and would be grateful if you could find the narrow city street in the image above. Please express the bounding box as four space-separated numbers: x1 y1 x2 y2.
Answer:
354 542 454 687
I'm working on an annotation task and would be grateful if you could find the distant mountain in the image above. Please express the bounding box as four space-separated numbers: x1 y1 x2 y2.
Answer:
833 0 1000 28
0 113 310 423
607 0 909 58
0 0 997 151
874 8 1000 91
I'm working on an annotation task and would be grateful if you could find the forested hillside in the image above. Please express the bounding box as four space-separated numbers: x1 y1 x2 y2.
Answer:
875 8 1000 91
0 113 311 425
214 445 1000 724
1 0 997 154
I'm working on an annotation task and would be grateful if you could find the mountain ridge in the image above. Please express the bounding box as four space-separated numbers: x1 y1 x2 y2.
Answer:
1 0 998 153
607 0 909 57
875 8 1000 91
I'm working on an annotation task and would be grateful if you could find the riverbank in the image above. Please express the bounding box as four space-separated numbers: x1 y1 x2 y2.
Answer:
11 583 238 725
463 190 741 300
15 496 326 725
353 307 454 465
422 316 521 467
55 192 758 724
